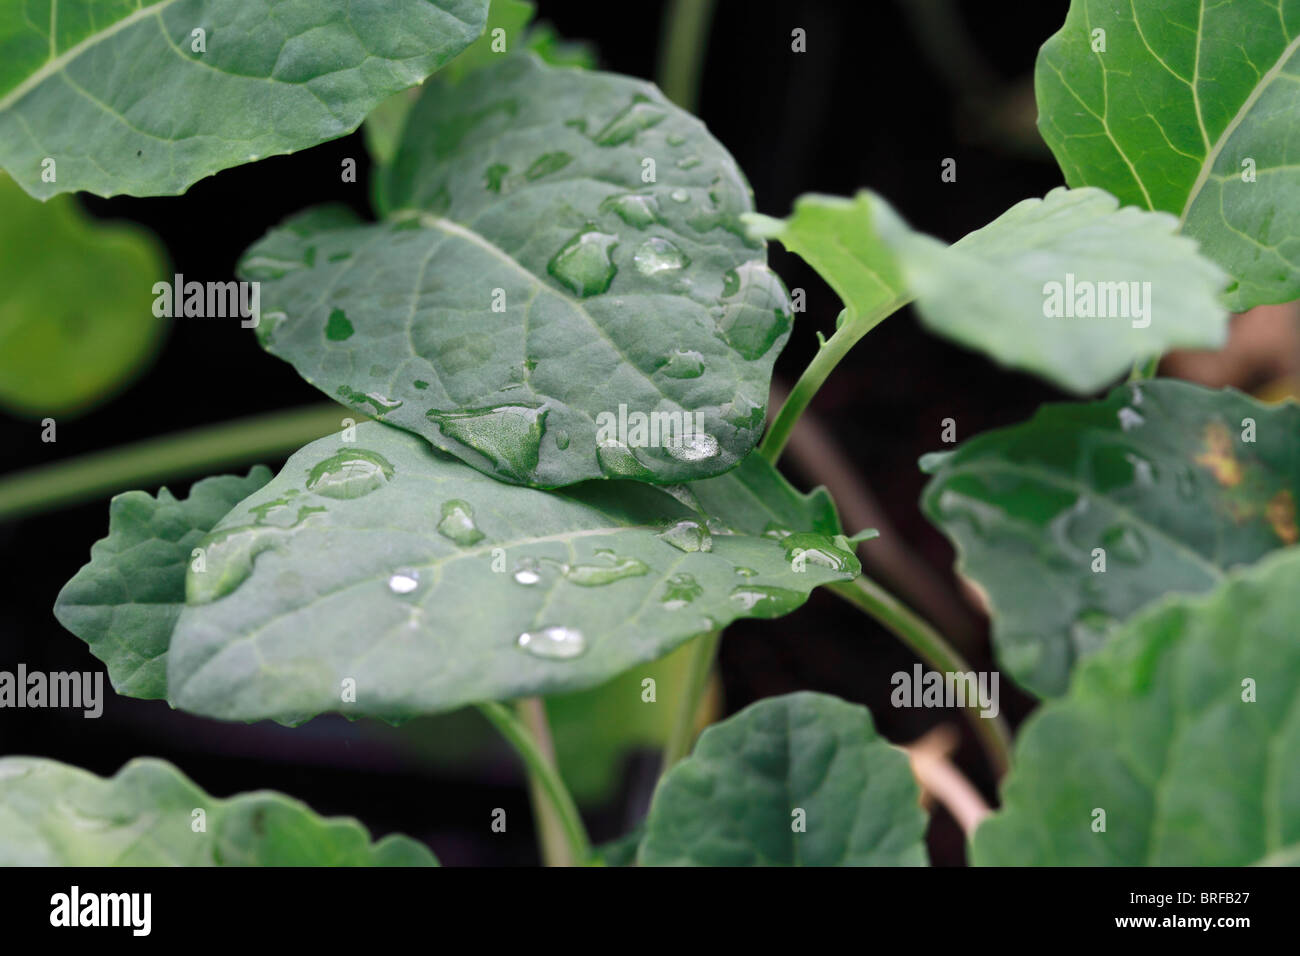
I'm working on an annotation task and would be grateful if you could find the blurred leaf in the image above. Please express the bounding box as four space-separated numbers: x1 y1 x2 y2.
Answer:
973 548 1300 866
0 0 487 198
0 756 436 865
639 692 928 866
922 379 1300 696
1037 0 1300 310
0 174 167 416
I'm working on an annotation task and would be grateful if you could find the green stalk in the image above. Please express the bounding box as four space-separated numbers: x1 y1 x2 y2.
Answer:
829 576 1013 778
656 0 716 112
1129 354 1160 380
0 403 354 522
760 300 909 465
660 629 721 772
478 700 591 866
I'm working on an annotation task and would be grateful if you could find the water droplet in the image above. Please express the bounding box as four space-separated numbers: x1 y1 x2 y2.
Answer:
427 405 546 481
562 554 649 586
337 386 403 416
438 499 485 546
658 519 712 552
388 569 421 595
1117 407 1145 431
657 349 705 379
597 439 653 478
734 566 758 577
517 626 587 659
665 133 686 146
782 532 858 572
729 585 803 618
601 193 660 229
554 429 570 450
525 151 572 180
706 516 735 535
513 558 542 586
633 237 689 276
1101 524 1147 564
664 430 719 462
761 522 793 539
1126 452 1156 487
1071 610 1118 656
305 449 394 499
676 156 701 169
660 483 705 513
325 308 354 341
484 163 509 192
413 379 429 390
670 189 689 203
714 261 792 360
548 229 619 296
591 96 667 146
661 572 703 610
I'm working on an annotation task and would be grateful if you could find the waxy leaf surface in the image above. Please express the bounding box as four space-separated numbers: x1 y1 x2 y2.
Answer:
243 54 790 487
0 756 435 865
973 548 1300 866
922 380 1300 697
1037 0 1300 309
638 692 927 866
0 0 488 198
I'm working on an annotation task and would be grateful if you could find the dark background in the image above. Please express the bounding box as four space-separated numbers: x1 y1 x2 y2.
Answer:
0 0 1073 865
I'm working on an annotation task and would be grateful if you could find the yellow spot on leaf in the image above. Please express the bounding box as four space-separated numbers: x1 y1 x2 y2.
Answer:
1267 490 1298 545
1194 422 1242 488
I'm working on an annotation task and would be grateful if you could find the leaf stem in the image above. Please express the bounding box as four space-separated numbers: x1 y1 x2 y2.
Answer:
0 403 355 522
828 576 1012 778
655 0 716 112
477 700 591 866
660 629 721 772
760 302 907 465
1129 354 1160 380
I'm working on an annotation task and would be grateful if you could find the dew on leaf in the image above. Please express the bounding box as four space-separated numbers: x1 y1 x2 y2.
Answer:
656 348 705 381
305 449 394 500
547 229 619 296
661 572 703 610
658 519 712 552
782 532 857 572
437 499 485 546
525 151 572 180
388 569 421 595
562 554 649 586
427 404 547 481
591 96 667 146
517 625 587 659
633 237 689 275
597 439 653 478
714 261 792 360
1101 524 1147 564
484 162 509 192
602 193 661 228
325 308 354 341
729 585 803 618
513 557 542 586
664 431 719 462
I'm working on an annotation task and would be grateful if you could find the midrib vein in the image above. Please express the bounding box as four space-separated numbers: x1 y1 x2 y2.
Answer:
1180 30 1300 224
0 0 178 113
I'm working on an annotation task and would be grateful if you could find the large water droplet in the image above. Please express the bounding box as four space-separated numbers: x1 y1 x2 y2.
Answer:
563 554 649 586
438 499 485 546
664 431 719 462
597 439 653 478
601 193 660 229
782 533 858 572
548 229 619 296
657 349 705 379
388 568 421 595
427 405 546 481
714 262 792 360
658 519 712 552
513 557 542 586
661 572 703 610
729 585 803 618
517 626 587 659
633 237 689 275
592 97 667 146
305 449 394 499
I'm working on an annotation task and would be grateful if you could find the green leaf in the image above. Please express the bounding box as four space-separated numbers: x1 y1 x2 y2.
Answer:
637 692 927 866
744 193 909 323
0 756 435 865
1036 0 1300 310
54 466 273 700
922 379 1300 697
755 188 1227 395
68 422 856 724
243 53 790 488
0 174 166 416
0 0 488 199
972 548 1300 866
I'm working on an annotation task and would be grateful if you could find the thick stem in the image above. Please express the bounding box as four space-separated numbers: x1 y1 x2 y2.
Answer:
829 576 1013 778
477 700 591 866
0 403 353 521
761 302 908 465
660 629 721 772
656 0 716 112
